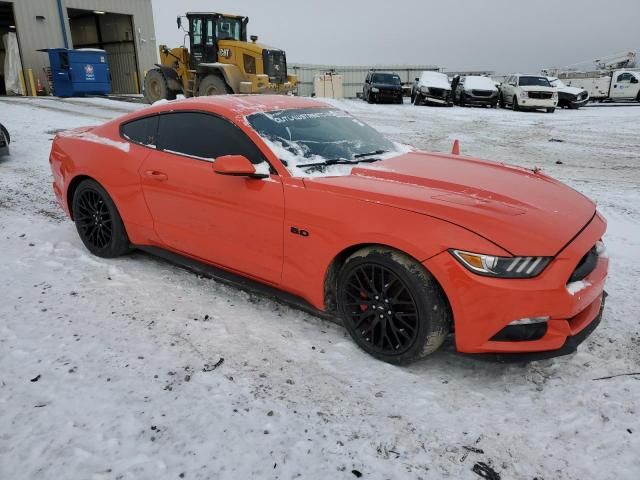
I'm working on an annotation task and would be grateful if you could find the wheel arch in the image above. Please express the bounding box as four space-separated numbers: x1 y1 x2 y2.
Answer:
154 65 183 92
322 242 452 321
66 174 95 220
196 63 242 93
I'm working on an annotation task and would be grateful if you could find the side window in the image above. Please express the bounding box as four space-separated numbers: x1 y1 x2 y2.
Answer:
617 73 632 83
121 116 159 146
191 18 203 45
243 54 256 74
206 19 215 46
157 112 265 164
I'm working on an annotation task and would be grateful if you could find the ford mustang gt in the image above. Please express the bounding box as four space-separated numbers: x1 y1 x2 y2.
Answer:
49 95 608 364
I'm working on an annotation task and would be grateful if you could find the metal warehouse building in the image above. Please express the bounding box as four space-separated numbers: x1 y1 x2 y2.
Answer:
290 64 441 98
0 0 157 95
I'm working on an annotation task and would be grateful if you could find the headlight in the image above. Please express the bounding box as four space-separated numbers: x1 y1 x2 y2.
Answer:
520 91 529 98
450 250 552 278
552 92 558 99
420 86 429 93
371 87 380 93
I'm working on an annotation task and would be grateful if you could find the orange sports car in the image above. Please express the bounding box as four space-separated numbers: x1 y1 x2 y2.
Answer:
49 95 608 364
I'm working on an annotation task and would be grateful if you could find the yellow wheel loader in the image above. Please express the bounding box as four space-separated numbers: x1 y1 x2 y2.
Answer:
144 12 297 103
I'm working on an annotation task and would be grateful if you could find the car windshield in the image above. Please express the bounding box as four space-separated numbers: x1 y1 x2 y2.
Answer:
519 76 551 87
548 77 566 88
247 108 397 176
372 73 401 85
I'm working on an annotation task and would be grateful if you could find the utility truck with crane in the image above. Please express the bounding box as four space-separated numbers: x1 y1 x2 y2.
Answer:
545 51 640 103
144 12 297 103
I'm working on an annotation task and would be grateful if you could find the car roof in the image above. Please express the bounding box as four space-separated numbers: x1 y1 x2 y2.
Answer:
129 95 333 121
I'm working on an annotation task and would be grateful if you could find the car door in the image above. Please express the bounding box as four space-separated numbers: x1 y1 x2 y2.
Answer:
611 72 634 100
139 111 285 284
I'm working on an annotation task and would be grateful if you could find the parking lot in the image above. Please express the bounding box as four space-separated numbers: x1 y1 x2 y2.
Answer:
1 96 639 479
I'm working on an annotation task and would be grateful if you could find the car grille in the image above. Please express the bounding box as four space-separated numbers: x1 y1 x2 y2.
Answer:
471 89 493 97
428 87 448 98
262 49 288 84
568 246 598 283
528 91 553 100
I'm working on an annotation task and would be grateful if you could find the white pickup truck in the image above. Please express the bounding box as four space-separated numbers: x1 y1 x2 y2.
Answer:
561 70 640 102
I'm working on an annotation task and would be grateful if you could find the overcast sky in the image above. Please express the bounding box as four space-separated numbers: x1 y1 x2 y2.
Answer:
151 0 640 73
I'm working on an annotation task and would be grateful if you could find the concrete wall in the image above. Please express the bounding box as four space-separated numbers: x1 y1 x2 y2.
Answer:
4 0 156 93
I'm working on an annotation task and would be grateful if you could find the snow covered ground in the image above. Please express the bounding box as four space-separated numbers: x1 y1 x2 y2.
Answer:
1 96 639 480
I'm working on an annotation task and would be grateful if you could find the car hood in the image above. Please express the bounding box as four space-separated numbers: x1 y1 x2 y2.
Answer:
419 82 451 90
558 86 586 96
303 152 596 256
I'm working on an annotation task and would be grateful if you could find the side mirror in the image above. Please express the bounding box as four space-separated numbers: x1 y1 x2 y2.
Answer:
509 82 516 86
631 77 639 84
213 155 268 179
176 16 181 30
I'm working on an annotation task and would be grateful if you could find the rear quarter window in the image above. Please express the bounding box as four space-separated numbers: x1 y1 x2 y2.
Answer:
121 116 159 147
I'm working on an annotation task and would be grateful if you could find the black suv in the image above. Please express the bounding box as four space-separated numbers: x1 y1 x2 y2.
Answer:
363 72 404 104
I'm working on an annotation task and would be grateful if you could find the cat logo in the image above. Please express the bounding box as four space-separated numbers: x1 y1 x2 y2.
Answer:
219 48 232 59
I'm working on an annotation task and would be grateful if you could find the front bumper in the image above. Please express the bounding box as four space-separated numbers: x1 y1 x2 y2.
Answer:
371 90 403 102
463 96 498 106
569 97 589 108
519 97 558 109
422 95 452 105
424 213 608 357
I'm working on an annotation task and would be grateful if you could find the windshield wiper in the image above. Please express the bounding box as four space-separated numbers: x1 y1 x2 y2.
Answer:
353 149 388 159
298 150 389 169
298 157 382 169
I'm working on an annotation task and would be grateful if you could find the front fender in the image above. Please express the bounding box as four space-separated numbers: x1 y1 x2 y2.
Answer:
280 178 509 310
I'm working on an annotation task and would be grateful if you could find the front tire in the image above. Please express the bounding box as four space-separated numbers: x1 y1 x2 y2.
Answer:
198 75 231 96
499 93 505 108
337 247 450 364
512 96 520 111
72 179 130 258
547 107 556 113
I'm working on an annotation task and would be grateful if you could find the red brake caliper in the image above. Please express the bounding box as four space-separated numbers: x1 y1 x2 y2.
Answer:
359 291 368 312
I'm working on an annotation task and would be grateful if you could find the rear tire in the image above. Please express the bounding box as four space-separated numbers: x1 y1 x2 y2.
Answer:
0 123 9 144
547 107 555 113
72 179 130 259
499 93 505 108
337 247 450 364
143 69 176 104
198 75 231 96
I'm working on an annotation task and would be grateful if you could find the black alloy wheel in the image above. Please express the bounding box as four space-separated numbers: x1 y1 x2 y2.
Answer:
343 263 418 354
75 189 113 249
72 179 130 258
337 247 450 364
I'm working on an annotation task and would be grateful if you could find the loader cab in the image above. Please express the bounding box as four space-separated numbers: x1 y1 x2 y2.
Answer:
184 12 249 68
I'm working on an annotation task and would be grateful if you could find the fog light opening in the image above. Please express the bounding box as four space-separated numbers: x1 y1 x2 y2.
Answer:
508 316 550 326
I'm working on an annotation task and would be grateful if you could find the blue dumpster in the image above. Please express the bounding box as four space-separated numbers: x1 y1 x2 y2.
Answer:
40 48 112 97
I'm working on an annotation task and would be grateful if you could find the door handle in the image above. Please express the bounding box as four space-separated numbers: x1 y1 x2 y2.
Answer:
144 170 168 181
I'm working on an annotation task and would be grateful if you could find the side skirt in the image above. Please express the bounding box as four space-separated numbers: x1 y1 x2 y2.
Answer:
136 246 339 324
